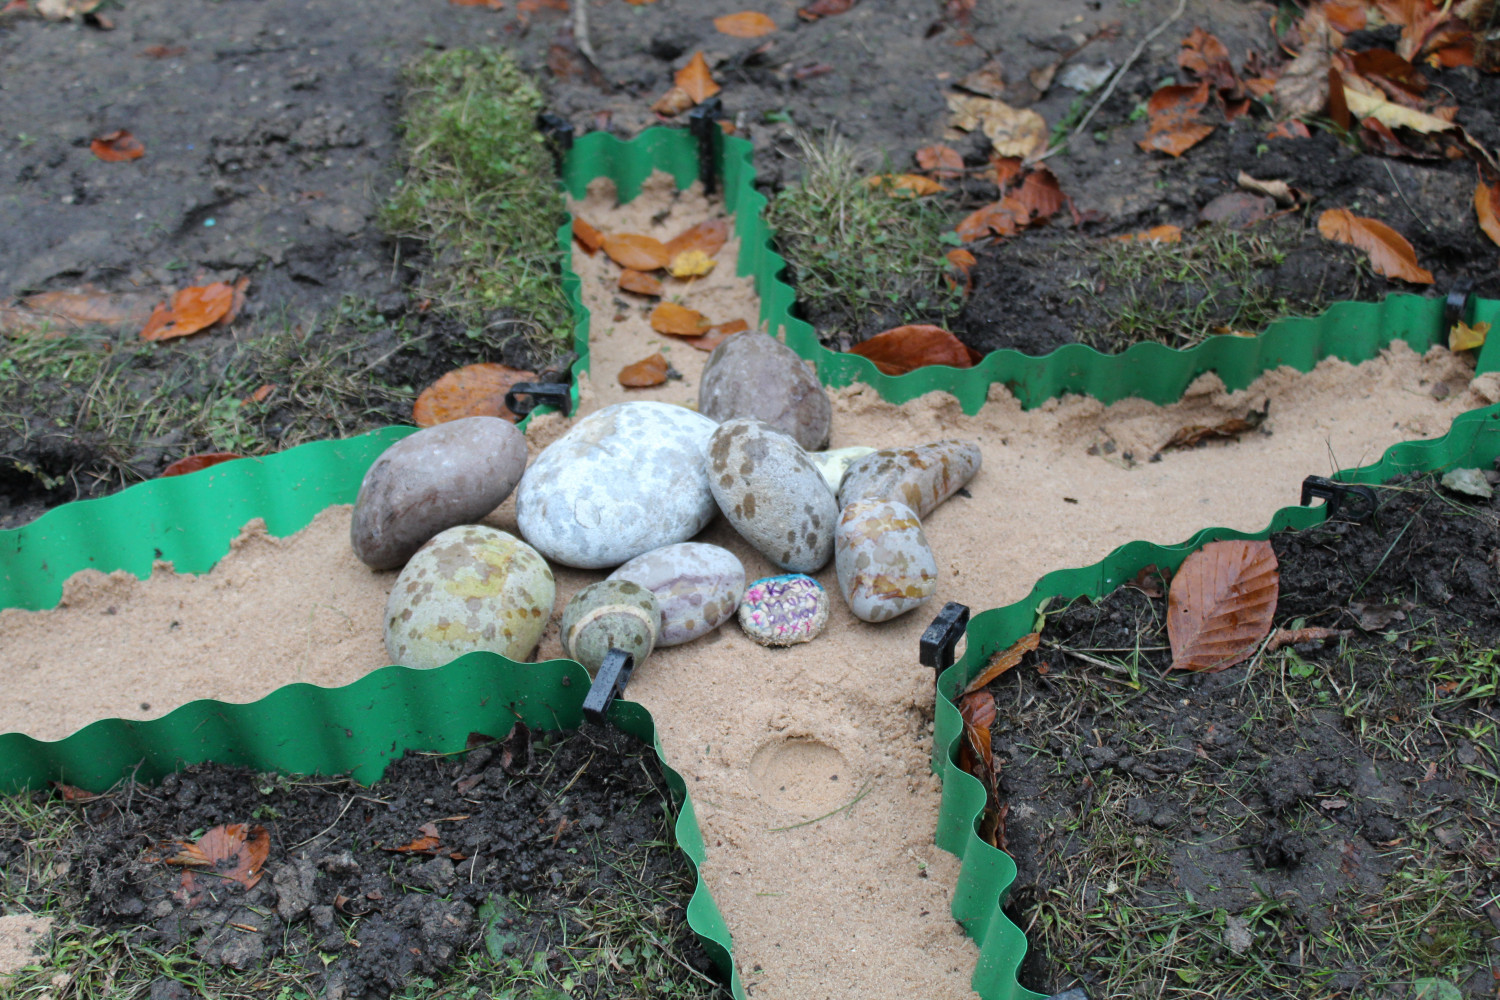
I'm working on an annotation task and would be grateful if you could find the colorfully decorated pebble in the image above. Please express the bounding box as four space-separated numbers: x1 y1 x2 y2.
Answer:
698 331 832 451
560 580 661 676
807 446 877 495
737 574 830 646
837 440 982 518
384 525 555 669
351 416 527 570
834 498 938 623
515 401 719 569
607 542 746 646
708 418 838 573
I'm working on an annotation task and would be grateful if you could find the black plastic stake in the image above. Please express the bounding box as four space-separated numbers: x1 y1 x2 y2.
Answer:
687 96 723 197
582 648 636 725
504 351 578 419
536 112 575 174
1300 475 1378 523
920 602 971 675
1444 276 1475 329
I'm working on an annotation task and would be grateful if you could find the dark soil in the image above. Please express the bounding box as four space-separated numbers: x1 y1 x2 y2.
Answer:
980 472 1500 998
6 723 725 1000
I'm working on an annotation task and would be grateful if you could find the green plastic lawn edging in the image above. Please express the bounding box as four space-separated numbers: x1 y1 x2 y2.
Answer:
929 403 1500 1000
3 119 1499 1000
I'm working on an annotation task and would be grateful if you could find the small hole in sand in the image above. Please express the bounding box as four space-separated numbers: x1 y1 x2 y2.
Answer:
749 737 849 814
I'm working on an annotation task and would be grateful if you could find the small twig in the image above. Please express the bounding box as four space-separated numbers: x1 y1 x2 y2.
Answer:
1047 642 1132 674
572 0 596 65
769 781 874 832
1035 0 1189 164
1384 161 1433 232
290 795 356 850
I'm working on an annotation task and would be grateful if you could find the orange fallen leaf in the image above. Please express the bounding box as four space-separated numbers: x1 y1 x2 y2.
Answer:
619 269 664 296
140 283 235 341
714 10 776 37
962 631 1040 695
1317 208 1433 284
90 129 145 162
163 824 269 890
798 0 854 20
449 0 504 6
245 383 274 404
683 318 749 351
572 216 604 254
619 353 669 387
867 173 946 197
1167 539 1279 672
1268 119 1312 139
1478 178 1500 248
1320 0 1368 33
945 248 976 271
676 52 720 104
602 233 670 271
1137 81 1215 157
664 218 730 258
1179 26 1238 93
161 453 243 477
650 302 711 335
412 363 537 427
1015 167 1066 219
916 144 964 180
985 155 1024 188
12 288 156 329
1113 225 1183 243
139 44 187 58
955 196 1029 241
849 325 982 375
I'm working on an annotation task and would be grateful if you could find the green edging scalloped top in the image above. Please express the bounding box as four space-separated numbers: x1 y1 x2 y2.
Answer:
3 121 1499 1000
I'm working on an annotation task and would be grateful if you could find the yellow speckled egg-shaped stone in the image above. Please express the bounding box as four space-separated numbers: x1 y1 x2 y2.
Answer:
384 525 555 669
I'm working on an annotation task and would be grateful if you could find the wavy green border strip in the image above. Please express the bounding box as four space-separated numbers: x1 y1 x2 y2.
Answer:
929 403 1500 999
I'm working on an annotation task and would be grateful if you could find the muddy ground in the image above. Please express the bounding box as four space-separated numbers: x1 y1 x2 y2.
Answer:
0 723 725 999
978 472 1500 997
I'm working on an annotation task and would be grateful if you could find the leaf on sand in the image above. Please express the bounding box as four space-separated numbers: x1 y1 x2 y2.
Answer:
1137 81 1215 157
797 0 854 20
140 283 235 341
946 94 1047 159
1167 539 1279 673
866 173 946 197
601 233 670 271
650 302 711 335
572 216 604 254
1342 83 1456 133
1112 224 1182 243
619 269 664 296
161 453 244 477
90 129 145 162
683 318 748 351
1450 320 1490 351
916 144 964 179
1015 167 1066 219
714 10 776 37
163 824 270 890
675 52 720 103
1477 178 1500 248
412 363 536 427
619 353 669 387
955 196 1030 241
963 632 1041 696
1317 208 1433 284
669 249 717 278
663 218 730 258
849 324 981 376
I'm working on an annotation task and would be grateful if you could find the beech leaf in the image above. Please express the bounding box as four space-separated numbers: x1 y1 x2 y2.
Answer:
650 301 711 335
946 94 1047 159
618 353 669 387
1167 539 1279 673
663 217 730 258
1112 224 1182 243
683 318 748 351
161 453 243 477
955 196 1029 241
713 10 776 37
797 0 854 20
848 324 981 376
412 363 536 427
1477 179 1500 249
962 632 1040 696
1317 208 1433 284
1015 167 1066 219
163 824 269 890
601 233 670 271
1137 81 1215 157
140 283 235 341
572 216 604 254
619 269 664 296
675 52 720 104
866 173 946 197
916 144 964 180
90 129 145 162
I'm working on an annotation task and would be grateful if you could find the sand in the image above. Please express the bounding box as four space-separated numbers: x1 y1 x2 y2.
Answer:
1 174 1492 1000
0 914 50 977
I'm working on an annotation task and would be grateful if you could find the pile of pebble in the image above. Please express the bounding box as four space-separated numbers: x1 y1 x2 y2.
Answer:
353 332 981 677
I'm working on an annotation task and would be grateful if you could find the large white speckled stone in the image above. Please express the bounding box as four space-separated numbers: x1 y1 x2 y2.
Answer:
384 525 555 668
515 402 719 569
608 542 745 646
708 418 837 573
834 498 938 623
837 440 982 517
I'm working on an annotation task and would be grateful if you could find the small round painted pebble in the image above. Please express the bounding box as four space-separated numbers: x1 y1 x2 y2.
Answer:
384 525 555 669
737 574 830 646
560 580 660 676
708 418 838 573
607 542 746 646
834 498 938 623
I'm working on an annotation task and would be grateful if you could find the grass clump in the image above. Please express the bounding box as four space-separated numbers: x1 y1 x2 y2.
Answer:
383 48 570 348
767 129 961 340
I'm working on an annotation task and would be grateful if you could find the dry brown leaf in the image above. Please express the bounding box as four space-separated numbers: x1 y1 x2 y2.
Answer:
916 144 964 179
962 632 1040 696
412 363 535 426
866 173 946 197
945 248 977 271
1236 171 1299 207
1268 119 1313 139
1273 10 1335 116
602 233 670 271
1343 83 1457 133
1167 539 1280 672
1158 405 1267 452
651 86 696 116
650 302 711 335
663 218 730 259
1266 626 1347 652
985 155 1024 188
1476 177 1500 247
618 353 669 387
1317 208 1434 284
797 0 854 20
1350 48 1429 93
955 60 1007 98
1137 81 1215 157
683 319 749 352
1179 26 1239 93
160 453 243 477
955 196 1030 242
676 52 720 103
163 824 269 890
140 283 235 341
1015 167 1066 219
619 269 664 296
946 94 1048 159
1113 224 1183 243
9 288 156 330
1320 0 1369 33
849 324 981 376
714 10 776 36
572 216 604 254
90 129 145 162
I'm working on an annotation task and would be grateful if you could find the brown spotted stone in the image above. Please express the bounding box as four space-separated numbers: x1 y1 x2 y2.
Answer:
836 440 981 517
